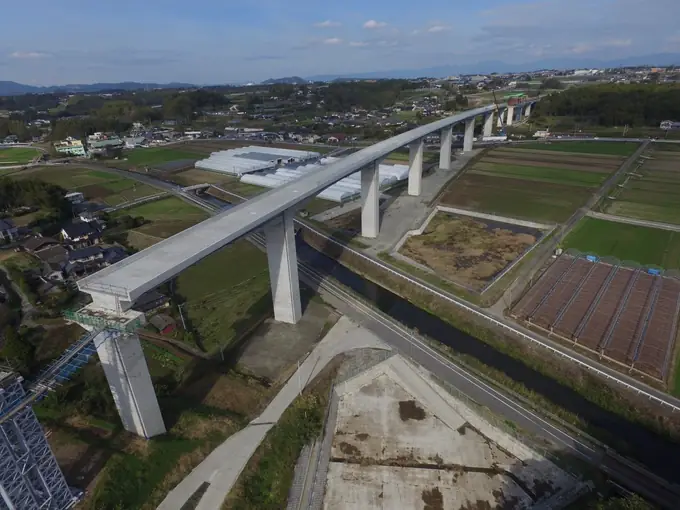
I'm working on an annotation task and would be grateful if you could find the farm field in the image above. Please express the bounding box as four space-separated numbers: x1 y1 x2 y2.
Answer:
399 213 542 290
439 145 629 223
0 146 41 166
114 196 209 248
122 146 203 167
603 146 680 224
563 218 680 269
512 255 680 382
517 141 640 156
9 166 160 206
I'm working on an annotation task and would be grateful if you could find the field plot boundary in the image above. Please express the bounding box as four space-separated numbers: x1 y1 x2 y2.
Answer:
587 211 680 233
392 206 554 295
511 254 680 383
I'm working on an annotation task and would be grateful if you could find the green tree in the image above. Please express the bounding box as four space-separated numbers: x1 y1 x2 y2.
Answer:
593 494 654 510
0 327 34 373
540 78 565 90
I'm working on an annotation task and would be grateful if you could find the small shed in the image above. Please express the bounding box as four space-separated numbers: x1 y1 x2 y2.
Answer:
149 314 177 335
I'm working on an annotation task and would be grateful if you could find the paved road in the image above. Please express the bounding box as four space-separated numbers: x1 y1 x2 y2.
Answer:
587 211 680 232
157 316 390 510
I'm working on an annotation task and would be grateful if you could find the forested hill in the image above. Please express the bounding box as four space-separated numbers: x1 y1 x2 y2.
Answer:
534 84 680 127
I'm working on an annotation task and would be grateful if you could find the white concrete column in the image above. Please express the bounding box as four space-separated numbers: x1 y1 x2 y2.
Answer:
463 117 475 152
507 105 515 126
361 161 380 238
497 108 506 128
265 210 302 324
483 112 494 137
408 138 424 196
439 126 453 171
524 103 532 118
96 330 166 438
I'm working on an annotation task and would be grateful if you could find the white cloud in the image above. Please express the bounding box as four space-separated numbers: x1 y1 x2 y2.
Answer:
314 20 341 28
427 25 449 33
568 43 593 54
376 40 398 48
349 41 370 47
363 20 387 29
9 51 49 59
323 38 343 45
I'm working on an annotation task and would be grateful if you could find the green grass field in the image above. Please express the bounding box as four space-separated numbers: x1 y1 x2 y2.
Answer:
11 166 161 205
0 147 41 166
562 218 680 268
518 141 639 156
115 197 209 244
123 147 202 166
471 162 606 188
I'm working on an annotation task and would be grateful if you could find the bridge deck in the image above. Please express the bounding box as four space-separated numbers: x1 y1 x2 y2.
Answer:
78 103 516 302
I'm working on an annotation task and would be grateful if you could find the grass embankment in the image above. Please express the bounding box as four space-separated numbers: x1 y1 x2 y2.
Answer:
12 166 159 206
518 141 640 156
563 218 680 269
113 197 209 248
300 228 680 456
0 147 41 165
174 240 272 353
223 367 332 509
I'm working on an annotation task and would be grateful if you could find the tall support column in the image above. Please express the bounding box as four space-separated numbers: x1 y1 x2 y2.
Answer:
361 160 380 238
507 105 515 126
483 112 494 137
463 117 475 152
265 210 302 324
439 126 453 171
96 331 166 438
524 103 532 118
497 108 506 128
408 138 424 196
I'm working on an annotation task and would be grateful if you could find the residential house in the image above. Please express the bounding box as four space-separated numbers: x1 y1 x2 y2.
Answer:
133 289 170 313
68 246 104 264
0 219 18 242
54 137 87 157
24 236 60 253
60 221 102 248
65 191 85 204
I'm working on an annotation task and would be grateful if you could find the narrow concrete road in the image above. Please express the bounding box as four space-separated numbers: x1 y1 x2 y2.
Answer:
157 316 390 510
586 211 680 232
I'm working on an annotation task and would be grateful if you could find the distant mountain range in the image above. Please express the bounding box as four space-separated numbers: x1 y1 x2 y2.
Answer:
2 53 678 97
261 76 309 85
304 53 680 81
0 81 196 96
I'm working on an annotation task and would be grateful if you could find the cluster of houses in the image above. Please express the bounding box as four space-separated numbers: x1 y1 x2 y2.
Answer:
21 218 127 282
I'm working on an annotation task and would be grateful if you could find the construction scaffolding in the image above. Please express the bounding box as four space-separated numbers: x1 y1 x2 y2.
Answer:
0 371 78 510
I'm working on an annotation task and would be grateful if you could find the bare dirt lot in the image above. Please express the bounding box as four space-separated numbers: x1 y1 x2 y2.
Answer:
399 213 540 290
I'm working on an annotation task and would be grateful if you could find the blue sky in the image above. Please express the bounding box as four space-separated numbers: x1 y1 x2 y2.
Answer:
1 0 679 84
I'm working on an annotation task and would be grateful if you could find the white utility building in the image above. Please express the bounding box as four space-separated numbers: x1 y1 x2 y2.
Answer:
240 156 409 203
195 146 320 176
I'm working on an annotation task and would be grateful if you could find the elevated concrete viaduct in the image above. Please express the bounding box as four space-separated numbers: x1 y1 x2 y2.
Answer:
74 100 536 437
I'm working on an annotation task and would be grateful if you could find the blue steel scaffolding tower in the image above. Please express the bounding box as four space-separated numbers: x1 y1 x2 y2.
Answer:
0 328 108 509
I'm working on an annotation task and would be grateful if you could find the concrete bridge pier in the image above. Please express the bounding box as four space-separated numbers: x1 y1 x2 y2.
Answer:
497 108 506 128
439 126 453 171
463 117 475 152
507 105 515 126
483 111 494 137
361 160 380 238
408 138 424 196
96 330 166 438
524 103 532 118
265 210 302 324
